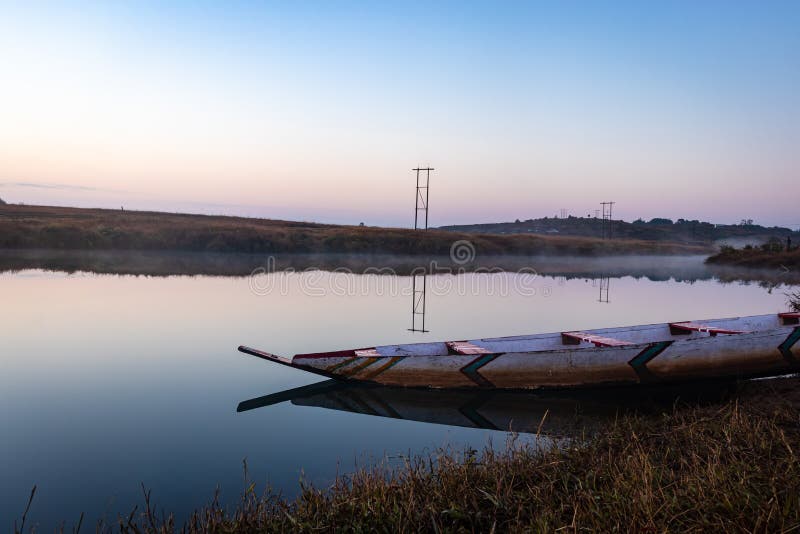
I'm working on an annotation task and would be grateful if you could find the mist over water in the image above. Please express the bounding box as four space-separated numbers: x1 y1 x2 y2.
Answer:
1 250 796 285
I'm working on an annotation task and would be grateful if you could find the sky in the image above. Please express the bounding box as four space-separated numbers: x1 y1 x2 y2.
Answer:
0 1 798 228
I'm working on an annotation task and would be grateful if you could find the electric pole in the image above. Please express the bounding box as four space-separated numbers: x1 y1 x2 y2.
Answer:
413 167 434 230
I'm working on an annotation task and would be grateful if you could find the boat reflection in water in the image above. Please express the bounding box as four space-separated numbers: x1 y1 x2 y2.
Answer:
237 379 740 436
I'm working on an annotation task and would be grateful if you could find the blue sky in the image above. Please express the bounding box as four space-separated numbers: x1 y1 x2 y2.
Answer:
0 1 798 227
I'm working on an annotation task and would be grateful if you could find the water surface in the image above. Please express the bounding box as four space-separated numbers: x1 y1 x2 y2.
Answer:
1 257 795 528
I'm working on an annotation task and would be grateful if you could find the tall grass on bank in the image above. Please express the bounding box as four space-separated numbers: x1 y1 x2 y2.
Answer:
17 378 800 533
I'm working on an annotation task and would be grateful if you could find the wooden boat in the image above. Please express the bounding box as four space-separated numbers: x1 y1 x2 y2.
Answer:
236 379 739 435
239 312 800 390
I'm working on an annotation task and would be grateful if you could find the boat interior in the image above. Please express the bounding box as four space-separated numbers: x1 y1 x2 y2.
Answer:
320 312 800 359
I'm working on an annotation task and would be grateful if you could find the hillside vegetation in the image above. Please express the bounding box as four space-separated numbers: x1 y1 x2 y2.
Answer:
0 204 708 256
441 215 799 244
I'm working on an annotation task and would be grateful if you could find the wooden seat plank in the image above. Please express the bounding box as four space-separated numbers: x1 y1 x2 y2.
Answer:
779 312 800 325
669 322 747 335
561 331 632 347
446 341 492 355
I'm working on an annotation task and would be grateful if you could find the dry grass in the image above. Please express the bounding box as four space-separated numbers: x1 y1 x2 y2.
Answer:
0 204 708 256
20 377 800 533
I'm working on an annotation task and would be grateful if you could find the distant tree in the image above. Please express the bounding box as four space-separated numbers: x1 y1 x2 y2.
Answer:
633 218 645 225
0 197 6 205
648 218 673 225
515 219 521 223
359 222 365 227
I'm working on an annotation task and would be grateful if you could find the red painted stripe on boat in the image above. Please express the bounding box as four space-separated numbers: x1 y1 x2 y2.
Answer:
780 312 800 325
669 322 747 335
295 349 359 360
561 331 632 347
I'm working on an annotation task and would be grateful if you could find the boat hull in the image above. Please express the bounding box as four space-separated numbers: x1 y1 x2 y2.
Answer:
290 333 797 389
239 314 800 390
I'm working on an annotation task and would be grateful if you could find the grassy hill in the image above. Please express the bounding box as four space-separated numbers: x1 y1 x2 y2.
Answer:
0 204 709 256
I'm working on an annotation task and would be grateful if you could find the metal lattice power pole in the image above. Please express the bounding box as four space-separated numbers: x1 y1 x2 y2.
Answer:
600 201 615 239
413 167 434 230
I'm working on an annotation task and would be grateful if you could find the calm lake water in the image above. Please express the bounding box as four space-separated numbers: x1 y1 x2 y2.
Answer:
1 255 795 529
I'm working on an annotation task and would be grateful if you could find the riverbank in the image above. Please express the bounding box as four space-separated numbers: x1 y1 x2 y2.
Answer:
4 249 800 287
0 204 709 257
706 246 800 269
24 375 800 532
